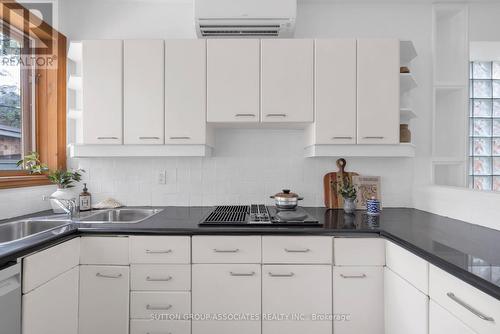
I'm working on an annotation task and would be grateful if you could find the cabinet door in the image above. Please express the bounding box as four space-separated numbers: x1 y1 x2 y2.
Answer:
79 265 130 334
357 38 400 144
385 267 428 334
124 40 164 144
262 265 332 334
22 266 79 334
430 300 477 334
165 39 207 144
192 264 261 334
261 39 314 123
314 39 356 144
333 266 383 334
207 39 260 123
82 40 123 144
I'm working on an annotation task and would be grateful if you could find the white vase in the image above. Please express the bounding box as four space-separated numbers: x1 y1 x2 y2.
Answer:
50 188 75 213
343 197 356 214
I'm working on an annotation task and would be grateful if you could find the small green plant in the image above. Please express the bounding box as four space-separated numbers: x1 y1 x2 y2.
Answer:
48 169 84 189
334 179 357 200
16 152 48 174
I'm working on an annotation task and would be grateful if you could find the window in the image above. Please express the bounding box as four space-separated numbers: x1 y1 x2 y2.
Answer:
469 61 500 191
0 25 33 170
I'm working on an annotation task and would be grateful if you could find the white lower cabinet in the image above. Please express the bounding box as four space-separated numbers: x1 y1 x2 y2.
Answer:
79 265 130 334
262 265 332 334
333 266 384 334
430 300 477 334
384 267 428 334
130 319 191 334
22 266 79 334
192 264 261 334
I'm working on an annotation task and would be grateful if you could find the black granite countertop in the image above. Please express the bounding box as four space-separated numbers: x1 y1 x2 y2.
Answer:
1 207 500 301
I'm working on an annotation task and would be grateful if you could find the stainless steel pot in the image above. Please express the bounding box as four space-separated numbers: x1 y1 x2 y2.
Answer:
270 189 304 209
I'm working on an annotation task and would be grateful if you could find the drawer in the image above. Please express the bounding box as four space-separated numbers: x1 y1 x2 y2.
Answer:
429 265 500 334
131 264 190 291
130 319 191 334
192 236 261 263
192 321 260 334
334 237 385 266
386 241 428 294
262 236 332 264
130 236 190 264
80 236 129 265
23 238 80 293
130 291 190 320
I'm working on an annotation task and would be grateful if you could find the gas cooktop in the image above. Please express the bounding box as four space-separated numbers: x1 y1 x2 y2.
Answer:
199 204 321 226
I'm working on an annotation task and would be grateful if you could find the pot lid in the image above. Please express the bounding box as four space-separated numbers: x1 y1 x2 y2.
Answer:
273 189 300 199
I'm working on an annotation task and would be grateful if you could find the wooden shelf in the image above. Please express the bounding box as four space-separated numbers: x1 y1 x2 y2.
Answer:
401 73 418 92
400 108 417 120
400 40 417 64
304 144 415 158
69 144 213 158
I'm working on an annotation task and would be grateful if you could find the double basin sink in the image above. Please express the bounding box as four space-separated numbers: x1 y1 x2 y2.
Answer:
0 208 162 246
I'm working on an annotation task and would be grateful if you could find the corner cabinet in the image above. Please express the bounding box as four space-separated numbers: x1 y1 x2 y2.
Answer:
261 39 314 123
82 40 123 144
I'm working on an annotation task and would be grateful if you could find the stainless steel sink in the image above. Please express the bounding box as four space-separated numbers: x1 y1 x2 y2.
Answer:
78 208 162 224
0 219 72 245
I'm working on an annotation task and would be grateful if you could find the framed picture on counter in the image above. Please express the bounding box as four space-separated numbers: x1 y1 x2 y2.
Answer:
353 175 381 210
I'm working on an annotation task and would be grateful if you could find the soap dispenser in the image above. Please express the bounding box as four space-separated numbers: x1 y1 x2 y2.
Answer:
79 183 92 212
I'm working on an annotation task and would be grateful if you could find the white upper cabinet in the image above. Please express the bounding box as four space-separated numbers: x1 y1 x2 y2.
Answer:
357 38 400 144
207 39 260 123
312 39 357 144
124 40 165 144
261 39 314 123
82 40 123 144
165 39 207 144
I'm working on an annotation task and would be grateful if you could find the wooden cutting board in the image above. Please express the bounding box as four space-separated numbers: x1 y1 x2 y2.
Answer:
323 158 359 209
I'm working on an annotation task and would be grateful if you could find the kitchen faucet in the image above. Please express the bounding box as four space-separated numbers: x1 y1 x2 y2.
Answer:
49 197 79 219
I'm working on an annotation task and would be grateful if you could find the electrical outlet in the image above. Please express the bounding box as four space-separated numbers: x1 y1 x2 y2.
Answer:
158 170 167 185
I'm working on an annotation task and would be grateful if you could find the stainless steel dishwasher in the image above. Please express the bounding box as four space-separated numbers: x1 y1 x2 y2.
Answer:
0 262 21 334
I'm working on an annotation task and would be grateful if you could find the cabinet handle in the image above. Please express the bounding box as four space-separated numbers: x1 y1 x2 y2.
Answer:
139 136 160 140
284 248 310 253
96 272 122 279
363 136 385 139
145 249 173 254
97 136 118 140
230 271 256 277
235 114 256 117
266 113 287 117
446 292 495 322
169 136 191 140
213 248 239 253
332 136 353 140
146 276 173 282
340 274 367 279
268 272 295 278
146 304 173 311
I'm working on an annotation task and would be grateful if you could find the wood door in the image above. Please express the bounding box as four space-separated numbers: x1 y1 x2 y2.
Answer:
82 40 123 144
357 38 400 144
124 40 165 144
207 39 260 123
261 39 314 123
165 39 207 144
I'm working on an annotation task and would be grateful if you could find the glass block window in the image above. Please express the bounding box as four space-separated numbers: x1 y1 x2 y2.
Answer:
470 61 500 191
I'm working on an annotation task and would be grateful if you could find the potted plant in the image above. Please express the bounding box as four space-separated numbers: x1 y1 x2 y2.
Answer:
336 180 357 214
16 152 48 174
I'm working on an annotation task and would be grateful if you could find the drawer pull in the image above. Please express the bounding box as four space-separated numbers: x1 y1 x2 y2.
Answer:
332 136 353 140
284 248 310 253
96 272 122 279
230 271 256 277
447 292 495 322
363 136 385 139
139 136 160 140
146 276 173 282
340 274 367 279
268 272 295 278
213 248 239 253
97 136 118 140
266 113 287 117
145 249 173 254
169 136 191 140
146 304 173 311
235 114 256 117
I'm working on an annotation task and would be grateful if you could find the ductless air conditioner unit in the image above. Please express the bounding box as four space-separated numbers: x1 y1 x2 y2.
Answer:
194 0 296 38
